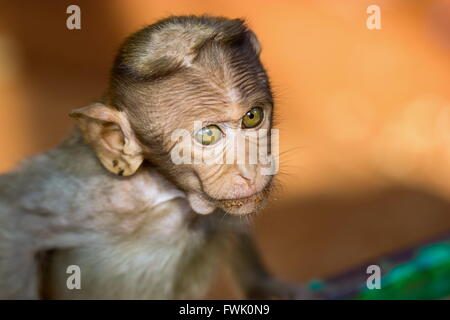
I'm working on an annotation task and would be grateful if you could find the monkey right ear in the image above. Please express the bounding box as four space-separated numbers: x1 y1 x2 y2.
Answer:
247 30 261 56
69 103 144 176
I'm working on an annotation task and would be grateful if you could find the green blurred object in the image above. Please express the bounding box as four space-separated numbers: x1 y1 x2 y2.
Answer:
308 235 450 299
357 242 450 300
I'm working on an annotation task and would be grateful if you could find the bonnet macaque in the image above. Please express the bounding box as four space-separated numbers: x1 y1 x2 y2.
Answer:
0 15 308 299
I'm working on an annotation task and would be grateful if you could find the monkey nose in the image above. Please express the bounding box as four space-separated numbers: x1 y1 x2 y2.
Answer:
237 164 257 186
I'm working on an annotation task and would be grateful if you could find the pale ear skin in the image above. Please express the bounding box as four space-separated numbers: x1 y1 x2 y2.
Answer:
247 30 261 56
69 103 143 176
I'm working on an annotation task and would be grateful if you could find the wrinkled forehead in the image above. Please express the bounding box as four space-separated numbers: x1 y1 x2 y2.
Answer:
152 67 273 123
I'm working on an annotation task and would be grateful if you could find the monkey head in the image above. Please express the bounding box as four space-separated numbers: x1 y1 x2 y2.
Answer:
70 16 277 216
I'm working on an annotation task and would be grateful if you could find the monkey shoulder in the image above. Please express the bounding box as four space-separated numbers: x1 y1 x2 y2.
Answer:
44 169 228 299
0 151 99 251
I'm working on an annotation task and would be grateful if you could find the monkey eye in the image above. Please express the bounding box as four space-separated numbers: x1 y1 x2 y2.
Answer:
242 107 264 128
195 125 223 146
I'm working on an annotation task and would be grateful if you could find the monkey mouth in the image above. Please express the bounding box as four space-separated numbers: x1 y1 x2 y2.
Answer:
219 192 265 208
196 178 274 215
215 181 273 211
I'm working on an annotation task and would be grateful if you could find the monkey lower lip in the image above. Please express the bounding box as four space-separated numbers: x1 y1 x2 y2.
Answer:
220 193 264 208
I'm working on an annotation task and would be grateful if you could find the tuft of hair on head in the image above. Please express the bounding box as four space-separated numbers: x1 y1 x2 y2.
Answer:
110 15 261 84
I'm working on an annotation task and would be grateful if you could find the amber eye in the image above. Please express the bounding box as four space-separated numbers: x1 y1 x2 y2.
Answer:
195 125 223 146
242 107 264 128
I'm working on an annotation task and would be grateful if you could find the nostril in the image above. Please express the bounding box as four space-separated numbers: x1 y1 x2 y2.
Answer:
240 174 255 186
234 174 255 188
245 179 256 188
237 164 257 184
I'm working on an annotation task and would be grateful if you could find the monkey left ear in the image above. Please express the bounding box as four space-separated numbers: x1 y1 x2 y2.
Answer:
70 103 144 176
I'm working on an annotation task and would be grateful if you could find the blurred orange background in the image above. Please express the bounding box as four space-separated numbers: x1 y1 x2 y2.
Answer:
0 0 449 298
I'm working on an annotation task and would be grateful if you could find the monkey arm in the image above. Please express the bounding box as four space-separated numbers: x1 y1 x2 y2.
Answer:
0 206 89 299
229 232 317 299
228 231 269 296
